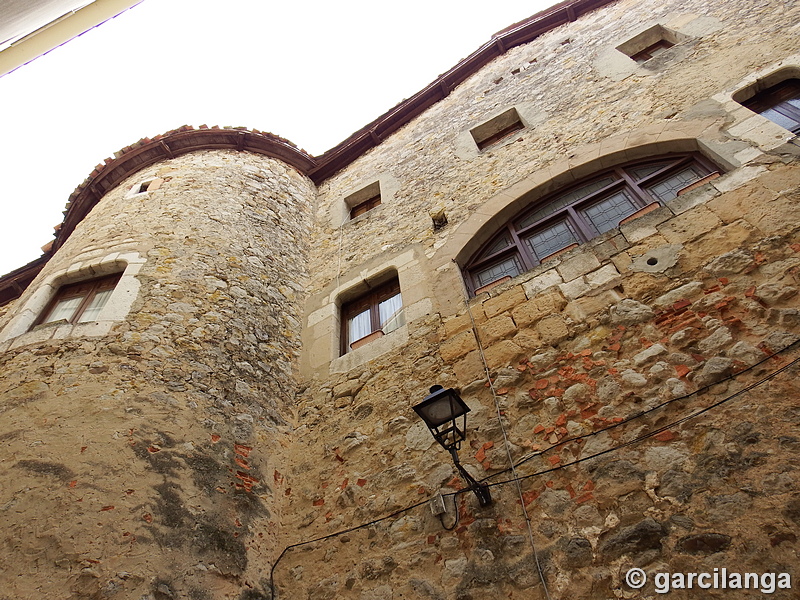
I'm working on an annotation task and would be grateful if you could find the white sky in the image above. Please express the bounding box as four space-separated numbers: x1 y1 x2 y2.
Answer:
0 0 560 277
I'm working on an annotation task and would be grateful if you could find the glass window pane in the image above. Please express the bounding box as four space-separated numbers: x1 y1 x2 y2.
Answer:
348 309 372 344
646 166 705 202
44 296 84 324
379 293 404 334
475 256 521 288
477 233 512 260
524 221 578 260
761 107 800 133
742 79 800 133
77 289 114 323
628 162 672 181
582 191 637 234
518 176 617 230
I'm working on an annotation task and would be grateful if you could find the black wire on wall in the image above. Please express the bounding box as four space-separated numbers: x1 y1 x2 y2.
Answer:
266 340 799 597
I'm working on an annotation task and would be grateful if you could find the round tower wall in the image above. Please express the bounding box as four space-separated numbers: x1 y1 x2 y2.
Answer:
0 150 315 599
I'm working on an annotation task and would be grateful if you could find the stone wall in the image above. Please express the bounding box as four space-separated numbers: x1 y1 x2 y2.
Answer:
0 0 798 598
279 159 800 599
287 0 800 597
307 0 798 303
0 151 316 599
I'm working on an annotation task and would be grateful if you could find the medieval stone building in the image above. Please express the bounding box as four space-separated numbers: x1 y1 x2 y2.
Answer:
0 0 798 598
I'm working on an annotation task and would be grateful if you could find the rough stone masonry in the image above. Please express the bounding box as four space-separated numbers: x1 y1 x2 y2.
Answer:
0 0 799 598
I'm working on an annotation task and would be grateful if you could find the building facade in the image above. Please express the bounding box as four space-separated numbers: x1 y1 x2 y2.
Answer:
0 0 799 598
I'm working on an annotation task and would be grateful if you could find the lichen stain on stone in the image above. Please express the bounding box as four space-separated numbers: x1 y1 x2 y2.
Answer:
14 459 73 480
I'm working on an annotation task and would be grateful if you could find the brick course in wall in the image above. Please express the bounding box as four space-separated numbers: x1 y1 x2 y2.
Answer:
0 0 799 598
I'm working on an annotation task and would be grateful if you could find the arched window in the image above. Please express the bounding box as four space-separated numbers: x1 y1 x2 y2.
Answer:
740 78 800 134
464 153 719 294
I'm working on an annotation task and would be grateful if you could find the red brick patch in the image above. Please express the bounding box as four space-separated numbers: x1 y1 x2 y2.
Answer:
521 489 540 506
675 365 690 378
234 444 252 457
235 471 260 492
654 430 677 442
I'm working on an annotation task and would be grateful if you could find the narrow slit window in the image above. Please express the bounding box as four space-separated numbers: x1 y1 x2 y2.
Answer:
471 108 525 150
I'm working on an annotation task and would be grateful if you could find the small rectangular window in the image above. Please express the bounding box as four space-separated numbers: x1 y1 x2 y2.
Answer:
345 181 382 220
35 274 121 327
471 108 525 151
629 39 675 63
350 193 382 219
617 25 682 64
341 279 403 354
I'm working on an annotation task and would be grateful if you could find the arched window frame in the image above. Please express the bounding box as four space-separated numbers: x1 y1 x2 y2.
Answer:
739 78 800 135
464 153 719 295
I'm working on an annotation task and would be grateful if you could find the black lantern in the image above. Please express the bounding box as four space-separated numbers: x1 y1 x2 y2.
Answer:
413 385 492 507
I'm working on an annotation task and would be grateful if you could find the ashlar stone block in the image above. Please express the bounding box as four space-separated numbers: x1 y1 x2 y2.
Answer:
658 207 723 245
478 313 517 344
523 269 563 298
483 285 527 319
439 329 479 362
536 315 570 345
483 340 525 369
586 264 621 288
511 289 567 327
557 253 602 282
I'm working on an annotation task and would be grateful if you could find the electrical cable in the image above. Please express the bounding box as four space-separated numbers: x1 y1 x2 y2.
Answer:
269 498 430 595
481 339 800 483
457 269 554 600
438 494 460 531
481 348 800 490
266 328 798 597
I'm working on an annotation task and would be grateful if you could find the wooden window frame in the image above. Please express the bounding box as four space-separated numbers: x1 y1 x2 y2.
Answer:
741 78 800 134
33 273 121 327
350 193 382 219
340 279 402 355
630 39 675 63
464 153 718 295
617 24 683 64
471 108 525 151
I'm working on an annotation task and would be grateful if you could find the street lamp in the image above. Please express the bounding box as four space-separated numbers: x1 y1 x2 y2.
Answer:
412 385 492 507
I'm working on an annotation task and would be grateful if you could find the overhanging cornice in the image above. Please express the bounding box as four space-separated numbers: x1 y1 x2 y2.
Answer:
0 0 617 304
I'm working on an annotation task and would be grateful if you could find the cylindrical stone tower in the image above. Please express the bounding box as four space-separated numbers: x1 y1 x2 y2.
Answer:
0 132 316 599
